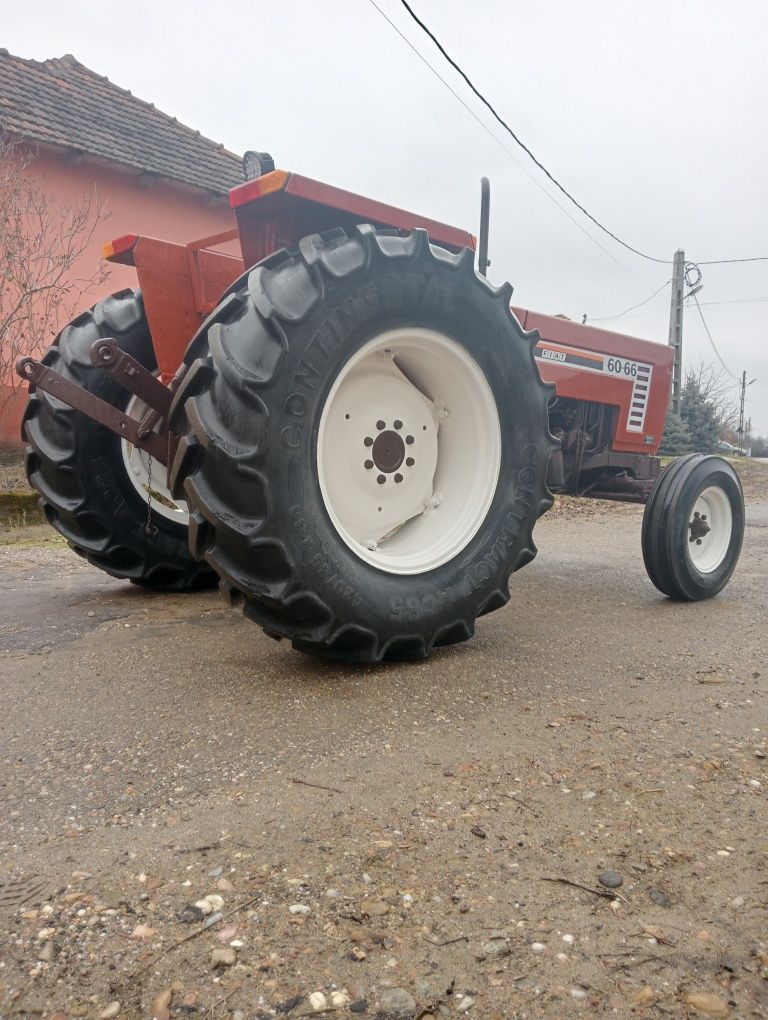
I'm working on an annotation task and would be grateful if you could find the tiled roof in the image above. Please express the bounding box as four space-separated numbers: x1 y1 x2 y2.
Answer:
0 49 243 195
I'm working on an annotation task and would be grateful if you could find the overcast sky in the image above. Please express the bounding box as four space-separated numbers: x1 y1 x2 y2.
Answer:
5 0 768 434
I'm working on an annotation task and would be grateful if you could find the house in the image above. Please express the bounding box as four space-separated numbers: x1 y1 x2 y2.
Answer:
0 48 243 449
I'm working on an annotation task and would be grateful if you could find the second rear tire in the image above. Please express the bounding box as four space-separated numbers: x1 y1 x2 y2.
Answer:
23 290 216 590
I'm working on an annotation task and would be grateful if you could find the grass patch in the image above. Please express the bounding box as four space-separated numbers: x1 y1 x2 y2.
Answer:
0 491 44 530
660 454 767 500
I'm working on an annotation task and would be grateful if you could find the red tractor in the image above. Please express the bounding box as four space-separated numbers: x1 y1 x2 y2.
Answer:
17 155 745 662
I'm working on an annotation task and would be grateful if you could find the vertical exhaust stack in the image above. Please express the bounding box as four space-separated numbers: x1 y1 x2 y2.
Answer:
478 176 491 277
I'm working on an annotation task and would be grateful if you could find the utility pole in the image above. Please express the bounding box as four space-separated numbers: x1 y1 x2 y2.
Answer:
667 249 685 416
737 373 756 455
738 370 747 455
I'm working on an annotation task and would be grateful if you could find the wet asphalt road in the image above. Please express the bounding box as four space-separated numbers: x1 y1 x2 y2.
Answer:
1 499 765 872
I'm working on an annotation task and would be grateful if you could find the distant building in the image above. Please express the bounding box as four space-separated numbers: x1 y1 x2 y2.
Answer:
0 49 242 449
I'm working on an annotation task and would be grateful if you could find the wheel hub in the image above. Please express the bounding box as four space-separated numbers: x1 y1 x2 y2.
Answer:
687 485 732 572
688 511 711 544
371 428 406 474
317 328 501 575
121 393 189 526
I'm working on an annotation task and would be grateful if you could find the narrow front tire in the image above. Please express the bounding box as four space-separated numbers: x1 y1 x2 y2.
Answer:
641 454 744 601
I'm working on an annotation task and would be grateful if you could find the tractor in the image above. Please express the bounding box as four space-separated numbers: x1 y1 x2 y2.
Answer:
17 154 745 662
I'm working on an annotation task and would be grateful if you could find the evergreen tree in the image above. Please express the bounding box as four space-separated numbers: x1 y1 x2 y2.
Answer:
752 435 768 458
659 412 694 455
680 374 721 453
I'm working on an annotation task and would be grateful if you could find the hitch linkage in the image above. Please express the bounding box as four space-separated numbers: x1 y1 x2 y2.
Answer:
16 340 185 467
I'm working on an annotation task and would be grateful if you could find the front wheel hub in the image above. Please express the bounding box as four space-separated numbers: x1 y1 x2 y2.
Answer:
687 486 732 572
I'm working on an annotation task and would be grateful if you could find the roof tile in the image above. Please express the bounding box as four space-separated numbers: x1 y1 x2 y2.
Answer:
0 50 243 195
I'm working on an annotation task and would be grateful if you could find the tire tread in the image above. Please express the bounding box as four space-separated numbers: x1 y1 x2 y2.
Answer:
172 227 555 660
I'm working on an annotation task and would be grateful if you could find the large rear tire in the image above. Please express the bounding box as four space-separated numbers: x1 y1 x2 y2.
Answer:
23 289 216 590
642 453 744 600
170 226 556 661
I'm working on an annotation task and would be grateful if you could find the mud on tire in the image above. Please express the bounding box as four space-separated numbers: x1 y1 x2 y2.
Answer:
170 226 556 662
23 289 216 590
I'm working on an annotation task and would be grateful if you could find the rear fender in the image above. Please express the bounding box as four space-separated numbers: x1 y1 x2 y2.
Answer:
103 234 244 380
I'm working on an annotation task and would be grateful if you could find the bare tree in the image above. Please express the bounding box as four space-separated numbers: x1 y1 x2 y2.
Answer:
684 359 739 434
0 131 110 416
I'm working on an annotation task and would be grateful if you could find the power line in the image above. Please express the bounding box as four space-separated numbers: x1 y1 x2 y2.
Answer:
697 257 768 265
395 0 672 264
586 279 671 322
393 0 768 269
690 292 738 380
695 297 768 306
366 0 634 274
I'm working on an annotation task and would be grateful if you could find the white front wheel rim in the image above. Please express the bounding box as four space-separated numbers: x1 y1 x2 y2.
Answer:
317 328 501 575
688 485 732 573
120 394 189 526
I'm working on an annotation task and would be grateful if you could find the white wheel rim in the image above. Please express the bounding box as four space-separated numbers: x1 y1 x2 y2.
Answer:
317 328 501 575
120 394 189 526
688 485 732 573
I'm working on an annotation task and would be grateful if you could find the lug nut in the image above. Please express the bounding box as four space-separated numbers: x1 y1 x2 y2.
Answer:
406 457 415 467
364 459 374 469
405 435 414 445
377 474 386 485
394 473 403 484
376 420 385 430
394 419 403 430
364 437 373 447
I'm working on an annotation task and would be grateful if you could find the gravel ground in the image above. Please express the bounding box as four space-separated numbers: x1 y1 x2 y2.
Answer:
0 465 766 1020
